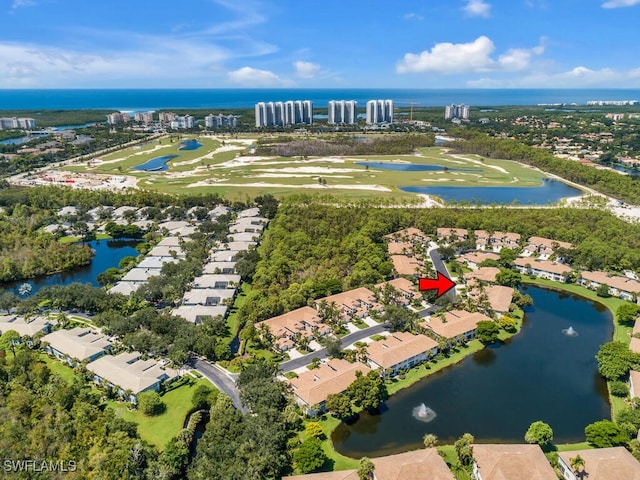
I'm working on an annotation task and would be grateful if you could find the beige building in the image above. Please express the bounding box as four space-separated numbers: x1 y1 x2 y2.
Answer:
256 306 327 352
367 332 438 374
557 446 640 480
421 310 492 343
316 287 382 322
43 327 111 364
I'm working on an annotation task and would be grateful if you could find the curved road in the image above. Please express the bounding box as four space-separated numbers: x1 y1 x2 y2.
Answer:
188 357 247 414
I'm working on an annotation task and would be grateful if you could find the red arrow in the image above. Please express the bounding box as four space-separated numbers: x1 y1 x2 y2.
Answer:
418 271 456 298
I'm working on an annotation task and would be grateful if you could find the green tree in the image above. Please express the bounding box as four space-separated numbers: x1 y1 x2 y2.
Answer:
524 421 553 446
346 370 389 411
596 283 611 298
476 321 500 344
192 384 218 411
584 420 629 447
569 454 585 475
454 433 475 466
304 421 325 439
137 390 165 416
324 335 343 359
357 457 375 480
495 269 521 288
325 393 353 421
423 433 438 448
293 437 326 474
616 303 640 326
0 330 20 356
596 341 638 380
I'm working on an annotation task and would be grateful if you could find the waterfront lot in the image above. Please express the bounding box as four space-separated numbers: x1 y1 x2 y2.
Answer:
60 135 549 200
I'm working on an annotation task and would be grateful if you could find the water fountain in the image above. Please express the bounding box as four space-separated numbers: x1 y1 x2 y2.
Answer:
412 403 437 423
561 326 579 337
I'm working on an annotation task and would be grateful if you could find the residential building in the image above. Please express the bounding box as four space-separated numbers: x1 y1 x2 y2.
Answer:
172 305 228 325
464 266 500 285
121 267 161 283
106 112 130 125
327 100 358 125
255 100 313 127
472 444 557 480
286 358 371 413
205 113 237 128
191 274 240 289
390 254 423 276
459 251 500 270
475 230 521 251
0 117 36 129
630 370 640 398
375 278 421 305
630 337 640 355
436 227 469 243
387 241 414 256
257 306 326 352
169 115 195 129
282 448 455 479
366 99 394 124
557 446 640 480
202 261 236 275
43 327 111 364
0 315 52 337
134 111 154 123
367 332 438 374
421 310 492 343
483 285 515 315
522 236 573 260
514 258 573 282
316 287 382 322
86 351 179 403
445 104 470 120
578 270 640 301
384 227 429 244
182 288 235 306
158 112 178 123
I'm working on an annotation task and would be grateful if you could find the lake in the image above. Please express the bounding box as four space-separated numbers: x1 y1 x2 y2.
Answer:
356 162 481 172
132 155 178 172
179 139 203 151
0 239 139 296
400 179 582 205
332 285 612 458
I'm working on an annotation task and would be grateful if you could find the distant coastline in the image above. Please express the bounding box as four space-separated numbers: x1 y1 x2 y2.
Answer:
1 88 640 111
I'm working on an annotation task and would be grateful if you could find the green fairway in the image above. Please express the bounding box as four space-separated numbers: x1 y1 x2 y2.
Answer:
60 134 556 200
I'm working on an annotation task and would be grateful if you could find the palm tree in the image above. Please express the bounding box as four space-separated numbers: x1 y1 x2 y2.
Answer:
357 457 375 480
570 455 585 478
423 433 438 448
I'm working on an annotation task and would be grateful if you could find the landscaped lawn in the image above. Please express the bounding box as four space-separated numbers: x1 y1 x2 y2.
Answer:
39 354 77 384
107 377 212 450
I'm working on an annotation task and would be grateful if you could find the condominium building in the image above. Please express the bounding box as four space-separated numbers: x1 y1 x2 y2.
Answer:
134 111 154 124
170 115 195 129
445 104 470 120
106 112 130 125
0 117 36 130
328 100 358 125
205 114 237 128
255 100 313 127
366 99 394 124
158 112 178 123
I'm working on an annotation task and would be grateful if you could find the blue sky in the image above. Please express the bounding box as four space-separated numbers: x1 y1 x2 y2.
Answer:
1 0 640 88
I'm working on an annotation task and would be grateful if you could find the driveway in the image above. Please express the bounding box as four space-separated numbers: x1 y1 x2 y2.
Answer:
188 357 247 414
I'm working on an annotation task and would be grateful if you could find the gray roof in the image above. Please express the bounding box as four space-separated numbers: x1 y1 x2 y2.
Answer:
86 351 178 394
147 245 185 258
43 327 111 361
237 207 260 218
182 288 235 306
172 305 229 324
192 274 241 289
108 282 141 296
137 256 178 269
0 315 52 336
202 261 236 274
121 268 161 282
112 206 139 218
227 232 260 243
57 206 78 217
210 250 237 262
156 236 184 247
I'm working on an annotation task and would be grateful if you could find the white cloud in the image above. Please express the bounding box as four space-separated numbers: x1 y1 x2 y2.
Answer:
11 0 37 9
227 66 287 86
294 61 321 78
602 0 640 8
463 0 491 17
397 36 546 75
403 12 424 20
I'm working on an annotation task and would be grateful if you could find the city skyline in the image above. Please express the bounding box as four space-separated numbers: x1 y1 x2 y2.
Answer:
1 0 640 89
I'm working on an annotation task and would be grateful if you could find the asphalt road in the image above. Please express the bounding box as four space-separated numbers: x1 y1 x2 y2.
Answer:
189 357 247 413
279 323 387 373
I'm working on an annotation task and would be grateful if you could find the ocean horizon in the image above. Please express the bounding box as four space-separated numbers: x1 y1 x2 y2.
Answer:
1 88 639 111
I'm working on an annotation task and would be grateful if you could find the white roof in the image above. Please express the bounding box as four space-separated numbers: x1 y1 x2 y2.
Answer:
210 250 237 262
137 256 178 269
217 241 255 253
121 268 161 282
172 305 229 324
108 282 141 296
227 232 260 242
202 261 236 274
112 206 139 218
156 237 184 247
237 207 260 218
192 274 241 289
42 327 111 361
147 245 185 258
208 205 231 218
57 206 78 216
182 288 235 305
0 315 52 336
158 220 190 232
86 351 178 394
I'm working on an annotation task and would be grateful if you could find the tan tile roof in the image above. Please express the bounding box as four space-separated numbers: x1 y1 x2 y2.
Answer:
514 258 572 276
461 251 500 265
375 278 421 300
437 227 468 239
634 317 640 335
318 287 381 319
630 370 640 396
485 285 515 313
286 358 371 406
422 310 492 339
257 306 322 340
384 227 428 241
581 271 640 294
387 241 414 255
464 267 500 283
630 337 640 354
367 332 438 370
282 448 455 480
473 444 556 480
391 255 423 275
527 236 573 250
558 447 640 480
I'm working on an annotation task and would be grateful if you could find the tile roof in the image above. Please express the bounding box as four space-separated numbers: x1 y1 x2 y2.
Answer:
557 447 640 480
473 444 557 480
422 310 492 339
367 332 437 370
43 327 111 361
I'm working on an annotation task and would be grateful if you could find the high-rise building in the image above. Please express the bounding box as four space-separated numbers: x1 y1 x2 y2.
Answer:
366 100 394 124
134 112 154 124
106 112 130 125
445 104 470 120
0 117 36 130
205 114 237 128
158 112 178 123
328 100 358 125
170 115 195 129
255 100 313 127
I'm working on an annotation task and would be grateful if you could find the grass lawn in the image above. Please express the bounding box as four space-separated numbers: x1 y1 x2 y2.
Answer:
224 282 258 348
107 377 211 450
39 353 77 384
436 445 471 480
305 416 359 472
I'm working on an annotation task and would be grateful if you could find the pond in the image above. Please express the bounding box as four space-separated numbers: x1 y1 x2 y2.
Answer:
132 155 178 172
178 139 203 151
356 162 481 172
1 239 140 296
400 179 582 205
332 285 612 458
612 164 640 177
